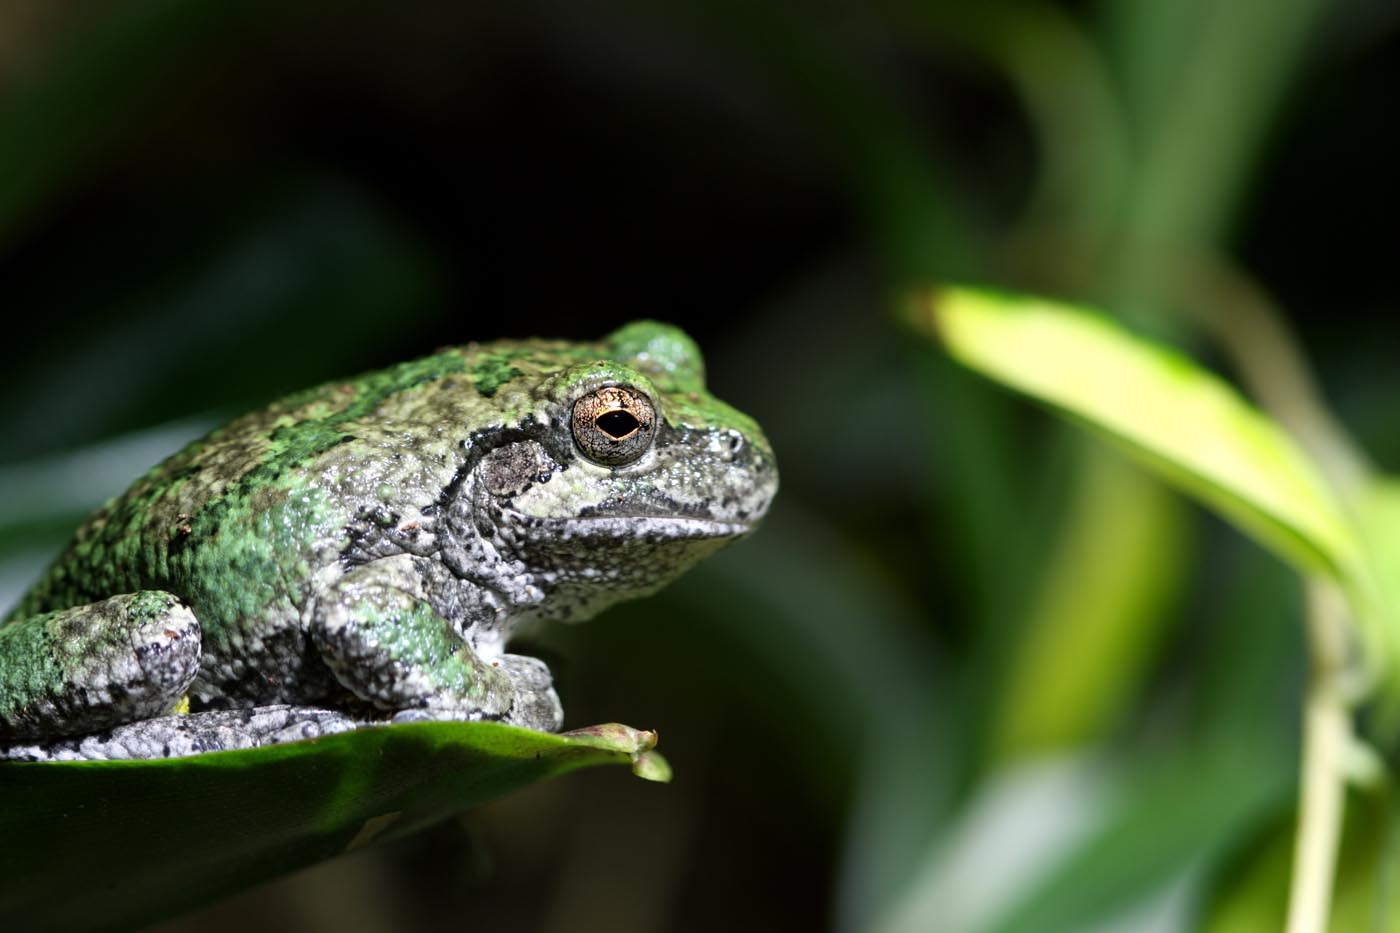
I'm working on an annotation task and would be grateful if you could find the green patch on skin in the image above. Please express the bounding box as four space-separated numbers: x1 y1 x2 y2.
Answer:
545 362 660 407
471 354 527 398
176 477 344 650
351 598 483 700
0 608 67 720
125 590 182 624
186 352 466 540
605 321 707 396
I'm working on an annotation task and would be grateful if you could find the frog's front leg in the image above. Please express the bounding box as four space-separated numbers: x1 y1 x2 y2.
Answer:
311 554 562 731
0 591 200 740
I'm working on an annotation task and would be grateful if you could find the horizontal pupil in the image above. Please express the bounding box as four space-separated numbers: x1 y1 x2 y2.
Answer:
596 410 639 439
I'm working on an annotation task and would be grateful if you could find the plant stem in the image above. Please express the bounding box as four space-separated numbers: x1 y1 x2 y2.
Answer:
1168 260 1364 933
1286 581 1351 933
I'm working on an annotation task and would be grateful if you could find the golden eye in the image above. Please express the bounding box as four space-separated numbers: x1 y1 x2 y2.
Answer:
571 386 656 465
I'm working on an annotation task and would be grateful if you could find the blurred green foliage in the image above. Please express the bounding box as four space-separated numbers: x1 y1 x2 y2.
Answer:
2 0 1398 930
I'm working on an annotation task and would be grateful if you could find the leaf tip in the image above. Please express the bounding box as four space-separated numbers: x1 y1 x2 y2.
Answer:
898 284 949 340
561 722 658 755
631 749 672 783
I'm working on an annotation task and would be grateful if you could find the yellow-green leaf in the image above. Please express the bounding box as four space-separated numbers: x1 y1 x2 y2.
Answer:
910 285 1359 582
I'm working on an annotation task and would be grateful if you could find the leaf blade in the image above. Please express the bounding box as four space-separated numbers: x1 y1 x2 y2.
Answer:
912 286 1359 581
0 720 660 931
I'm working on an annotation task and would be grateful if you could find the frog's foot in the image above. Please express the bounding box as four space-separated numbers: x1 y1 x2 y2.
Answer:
0 680 558 760
0 705 360 761
1 651 560 760
312 555 563 731
0 591 201 741
390 654 563 732
495 653 563 730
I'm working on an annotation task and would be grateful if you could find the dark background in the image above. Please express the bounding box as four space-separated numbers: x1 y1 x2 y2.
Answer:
2 1 1398 930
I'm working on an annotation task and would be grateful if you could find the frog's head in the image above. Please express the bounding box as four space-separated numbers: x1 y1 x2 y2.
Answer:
462 321 778 623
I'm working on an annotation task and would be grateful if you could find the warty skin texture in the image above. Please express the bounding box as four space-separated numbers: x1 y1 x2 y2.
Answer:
0 322 776 759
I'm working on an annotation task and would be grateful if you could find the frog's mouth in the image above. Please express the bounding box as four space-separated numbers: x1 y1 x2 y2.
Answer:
560 514 755 539
510 510 757 542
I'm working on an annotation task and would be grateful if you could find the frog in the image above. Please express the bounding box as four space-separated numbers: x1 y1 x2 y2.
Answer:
0 321 776 761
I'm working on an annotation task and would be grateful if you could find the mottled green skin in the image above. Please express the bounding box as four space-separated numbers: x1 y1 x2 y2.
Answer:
0 322 776 755
0 592 199 738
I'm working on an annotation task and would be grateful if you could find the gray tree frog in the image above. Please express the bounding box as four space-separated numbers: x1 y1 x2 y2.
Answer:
0 322 776 760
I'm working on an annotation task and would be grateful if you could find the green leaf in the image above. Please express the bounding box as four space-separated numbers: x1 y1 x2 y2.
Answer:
993 452 1190 757
910 285 1359 582
1351 480 1400 718
986 742 1292 933
0 721 664 931
870 739 1293 933
1204 785 1400 932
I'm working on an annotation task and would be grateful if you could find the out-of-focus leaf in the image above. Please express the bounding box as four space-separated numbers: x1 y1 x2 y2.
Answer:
881 1 1130 240
985 742 1292 933
914 286 1400 694
1353 481 1400 727
911 286 1357 581
869 755 1123 933
1203 785 1400 932
871 740 1292 933
1102 0 1329 251
0 721 664 931
994 451 1188 757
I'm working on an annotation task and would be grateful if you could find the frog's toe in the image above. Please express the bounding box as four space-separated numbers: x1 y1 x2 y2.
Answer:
495 654 563 731
130 601 202 701
0 705 360 761
0 590 203 740
389 708 444 725
387 691 561 732
386 654 562 732
496 653 552 691
505 682 563 732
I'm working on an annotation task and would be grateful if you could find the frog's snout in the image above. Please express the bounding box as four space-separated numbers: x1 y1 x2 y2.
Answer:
742 433 779 523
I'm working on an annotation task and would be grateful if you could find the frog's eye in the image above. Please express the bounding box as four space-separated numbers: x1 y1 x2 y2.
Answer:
571 386 656 466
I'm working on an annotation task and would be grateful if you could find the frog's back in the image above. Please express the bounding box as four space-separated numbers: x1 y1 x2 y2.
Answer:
7 348 489 623
8 380 355 627
6 337 607 631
